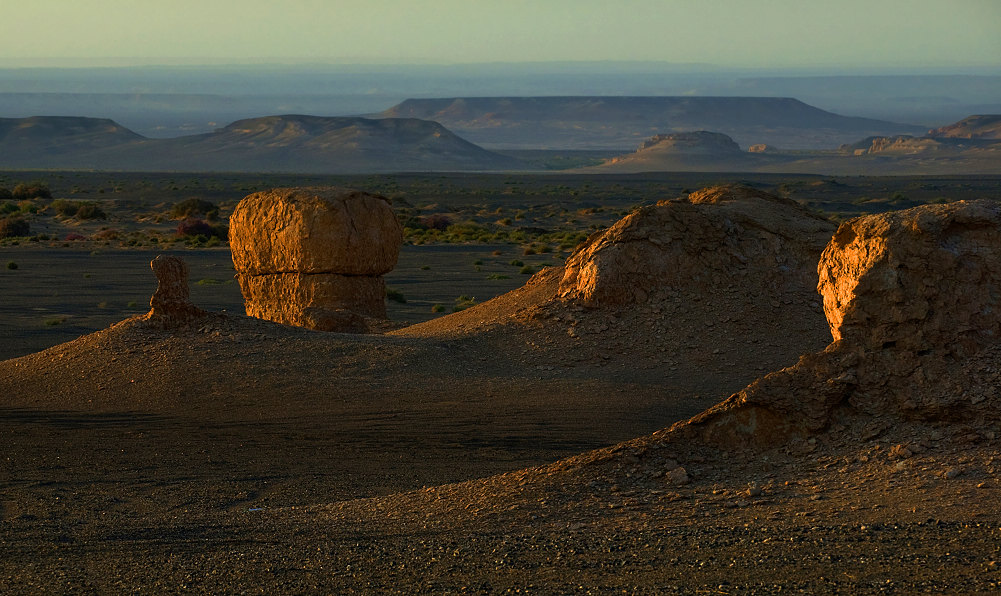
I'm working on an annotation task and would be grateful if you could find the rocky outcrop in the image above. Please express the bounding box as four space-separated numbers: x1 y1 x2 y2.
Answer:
635 131 742 154
687 200 1001 445
558 185 835 307
144 255 206 327
229 187 403 332
928 115 1001 140
747 144 777 153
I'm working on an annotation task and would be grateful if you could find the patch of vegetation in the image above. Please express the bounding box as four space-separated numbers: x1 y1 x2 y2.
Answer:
519 265 536 275
43 316 66 326
176 218 228 245
509 259 524 267
386 287 407 304
51 199 107 220
453 295 478 312
12 182 51 201
170 198 220 221
0 217 30 239
431 304 445 313
486 273 510 280
6 261 17 270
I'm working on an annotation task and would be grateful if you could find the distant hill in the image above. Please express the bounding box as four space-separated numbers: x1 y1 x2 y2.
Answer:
928 115 1001 140
376 96 927 150
599 131 755 171
0 116 142 160
588 114 1001 175
0 115 519 173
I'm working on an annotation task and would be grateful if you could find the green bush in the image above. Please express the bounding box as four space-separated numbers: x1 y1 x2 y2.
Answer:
170 198 219 221
0 217 30 238
519 265 536 275
51 199 106 220
6 261 17 270
12 182 51 201
386 287 407 303
453 295 477 312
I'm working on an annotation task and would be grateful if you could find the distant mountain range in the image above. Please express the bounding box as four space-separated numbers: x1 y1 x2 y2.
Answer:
376 96 927 150
586 115 1001 176
0 115 518 173
0 108 996 175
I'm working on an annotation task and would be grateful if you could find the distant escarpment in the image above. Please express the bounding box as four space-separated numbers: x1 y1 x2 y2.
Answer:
0 115 518 173
377 96 925 150
928 114 1001 140
0 116 142 160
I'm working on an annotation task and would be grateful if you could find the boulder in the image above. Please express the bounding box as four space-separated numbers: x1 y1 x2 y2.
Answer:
229 187 403 332
818 200 1001 351
558 185 835 307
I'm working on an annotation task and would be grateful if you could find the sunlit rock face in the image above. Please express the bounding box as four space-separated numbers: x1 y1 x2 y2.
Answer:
558 184 835 308
229 187 402 332
690 200 1001 446
818 200 1001 350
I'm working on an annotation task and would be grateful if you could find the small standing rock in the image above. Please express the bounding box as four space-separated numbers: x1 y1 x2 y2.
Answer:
145 255 206 327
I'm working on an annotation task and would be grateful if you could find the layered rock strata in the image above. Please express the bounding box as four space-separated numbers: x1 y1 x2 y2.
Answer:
229 187 402 332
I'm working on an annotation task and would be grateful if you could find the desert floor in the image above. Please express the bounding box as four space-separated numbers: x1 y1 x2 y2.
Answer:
3 173 1001 592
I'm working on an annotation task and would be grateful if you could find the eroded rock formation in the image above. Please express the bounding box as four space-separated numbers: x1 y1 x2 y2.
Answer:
558 185 835 307
688 200 1001 445
229 187 403 332
144 255 206 327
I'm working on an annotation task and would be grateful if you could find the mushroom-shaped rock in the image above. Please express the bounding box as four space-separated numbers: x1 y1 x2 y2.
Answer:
229 187 403 332
558 184 835 307
145 255 206 326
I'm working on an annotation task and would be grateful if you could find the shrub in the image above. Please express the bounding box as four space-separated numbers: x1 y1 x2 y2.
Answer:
51 199 105 220
418 213 452 231
75 203 106 220
0 187 11 200
509 259 524 267
431 304 445 313
453 295 477 312
6 261 17 270
519 265 536 275
0 202 17 215
170 198 219 221
0 217 30 238
386 287 407 303
12 182 51 201
176 218 227 239
64 233 87 241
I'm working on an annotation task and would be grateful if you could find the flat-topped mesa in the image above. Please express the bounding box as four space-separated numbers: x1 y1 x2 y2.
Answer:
690 200 1001 445
229 187 403 332
145 255 206 326
558 184 835 307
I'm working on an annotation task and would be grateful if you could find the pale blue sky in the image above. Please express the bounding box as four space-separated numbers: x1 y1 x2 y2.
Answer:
1 0 999 69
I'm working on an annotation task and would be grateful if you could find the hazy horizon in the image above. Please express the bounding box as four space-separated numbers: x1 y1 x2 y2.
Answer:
1 0 998 70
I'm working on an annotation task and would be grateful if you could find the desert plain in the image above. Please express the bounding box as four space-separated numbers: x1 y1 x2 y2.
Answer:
2 172 1001 593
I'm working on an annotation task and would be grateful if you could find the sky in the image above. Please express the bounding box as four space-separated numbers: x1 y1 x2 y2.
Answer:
1 0 999 69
